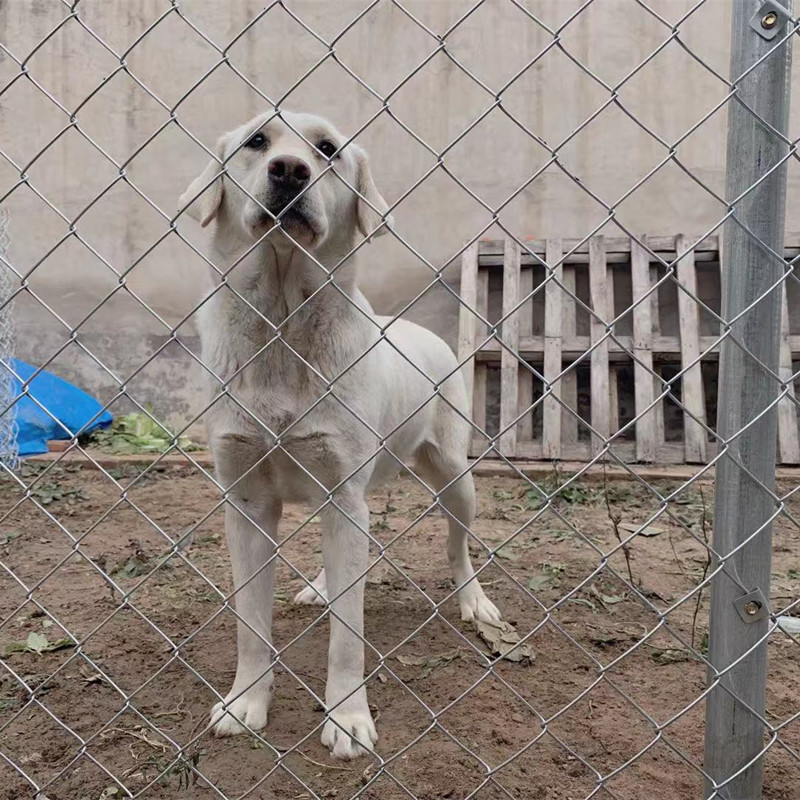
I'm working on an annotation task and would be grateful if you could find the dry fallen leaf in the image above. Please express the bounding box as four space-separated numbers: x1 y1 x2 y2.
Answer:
396 654 427 667
619 521 663 537
589 631 622 647
651 648 691 665
475 620 534 664
590 585 627 607
79 663 106 685
366 562 393 585
395 651 461 679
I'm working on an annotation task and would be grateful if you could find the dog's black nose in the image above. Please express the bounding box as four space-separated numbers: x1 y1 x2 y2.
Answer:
268 156 311 189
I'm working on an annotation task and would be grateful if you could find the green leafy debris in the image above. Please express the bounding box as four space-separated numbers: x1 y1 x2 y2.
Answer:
527 574 553 592
87 411 202 455
30 483 88 505
590 585 627 608
4 632 75 657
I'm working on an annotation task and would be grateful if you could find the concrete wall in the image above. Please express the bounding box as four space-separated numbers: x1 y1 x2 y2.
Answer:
1 0 798 432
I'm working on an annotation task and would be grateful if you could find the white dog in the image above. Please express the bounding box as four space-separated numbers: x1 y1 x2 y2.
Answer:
179 111 501 759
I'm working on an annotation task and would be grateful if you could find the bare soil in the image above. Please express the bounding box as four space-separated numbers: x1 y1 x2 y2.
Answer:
1 460 799 800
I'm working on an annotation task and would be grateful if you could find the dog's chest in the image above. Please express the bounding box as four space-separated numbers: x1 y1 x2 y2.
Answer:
204 313 353 437
230 338 324 432
200 285 379 463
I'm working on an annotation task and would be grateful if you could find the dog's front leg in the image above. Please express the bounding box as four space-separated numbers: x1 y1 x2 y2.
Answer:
211 443 280 737
320 492 376 759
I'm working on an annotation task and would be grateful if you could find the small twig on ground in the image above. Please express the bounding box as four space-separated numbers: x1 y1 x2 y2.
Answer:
188 714 207 742
273 744 355 772
295 751 355 772
667 528 689 580
691 487 712 649
122 762 141 778
292 669 327 686
154 694 192 721
101 727 168 752
603 461 635 586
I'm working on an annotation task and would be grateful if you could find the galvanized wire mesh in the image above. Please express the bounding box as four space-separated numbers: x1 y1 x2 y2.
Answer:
0 205 17 470
0 2 799 800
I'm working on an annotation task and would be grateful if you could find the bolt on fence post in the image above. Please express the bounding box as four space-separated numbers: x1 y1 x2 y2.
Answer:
703 2 793 799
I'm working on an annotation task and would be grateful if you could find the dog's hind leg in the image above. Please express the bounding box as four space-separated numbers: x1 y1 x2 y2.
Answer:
415 442 501 623
293 568 327 605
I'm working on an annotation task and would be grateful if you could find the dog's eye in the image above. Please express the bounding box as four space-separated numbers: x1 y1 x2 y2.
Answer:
317 140 338 159
245 132 268 150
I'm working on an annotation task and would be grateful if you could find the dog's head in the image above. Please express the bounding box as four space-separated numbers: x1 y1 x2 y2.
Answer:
178 111 392 250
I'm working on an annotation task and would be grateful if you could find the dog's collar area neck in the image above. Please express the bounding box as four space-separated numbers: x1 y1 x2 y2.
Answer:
214 239 359 313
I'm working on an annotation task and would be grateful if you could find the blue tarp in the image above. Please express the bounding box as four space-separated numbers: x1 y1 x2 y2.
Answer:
9 359 113 456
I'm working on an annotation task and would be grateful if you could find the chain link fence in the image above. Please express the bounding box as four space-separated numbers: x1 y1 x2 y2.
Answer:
1 1 800 799
0 205 16 469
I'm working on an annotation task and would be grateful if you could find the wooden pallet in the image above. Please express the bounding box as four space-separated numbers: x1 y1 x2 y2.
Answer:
458 235 800 465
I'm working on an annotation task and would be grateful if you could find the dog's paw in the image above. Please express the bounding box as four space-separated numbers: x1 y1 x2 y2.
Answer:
321 706 377 760
459 583 502 623
293 569 328 606
293 584 327 605
211 684 271 737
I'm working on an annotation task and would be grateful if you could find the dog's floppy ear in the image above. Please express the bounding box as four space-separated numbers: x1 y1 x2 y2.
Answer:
353 145 393 239
178 133 229 228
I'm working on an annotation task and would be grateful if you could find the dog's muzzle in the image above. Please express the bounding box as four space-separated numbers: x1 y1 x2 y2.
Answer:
251 155 324 244
261 155 316 234
267 155 310 209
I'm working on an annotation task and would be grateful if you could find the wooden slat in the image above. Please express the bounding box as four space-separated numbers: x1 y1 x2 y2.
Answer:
589 236 610 455
480 250 722 267
543 238 563 459
472 367 487 447
478 234 722 259
477 333 799 359
472 437 721 464
562 265 579 445
607 263 619 436
499 238 521 456
778 283 800 463
517 266 534 442
650 259 665 451
631 236 656 462
476 332 800 360
654 369 665 452
649 262 661 337
676 234 708 463
472 268 489 447
609 367 619 436
480 235 800 269
457 242 479 418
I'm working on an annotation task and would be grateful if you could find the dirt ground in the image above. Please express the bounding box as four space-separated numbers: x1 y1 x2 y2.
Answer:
1 459 799 800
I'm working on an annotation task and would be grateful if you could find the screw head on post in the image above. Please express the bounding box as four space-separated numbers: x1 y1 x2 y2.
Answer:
762 11 778 29
744 600 762 616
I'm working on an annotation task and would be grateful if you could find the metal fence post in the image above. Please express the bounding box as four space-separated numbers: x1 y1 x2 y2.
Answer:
703 2 793 798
